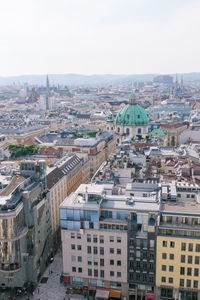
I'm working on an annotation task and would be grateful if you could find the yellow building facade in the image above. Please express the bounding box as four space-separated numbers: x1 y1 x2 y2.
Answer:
156 236 200 299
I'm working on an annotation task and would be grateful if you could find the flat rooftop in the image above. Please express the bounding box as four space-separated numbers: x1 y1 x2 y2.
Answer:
162 201 200 215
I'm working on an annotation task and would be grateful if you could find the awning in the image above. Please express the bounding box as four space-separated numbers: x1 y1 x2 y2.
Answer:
110 290 121 298
95 289 110 299
145 295 155 300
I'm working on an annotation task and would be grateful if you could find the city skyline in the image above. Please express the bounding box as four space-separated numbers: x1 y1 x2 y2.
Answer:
0 0 200 76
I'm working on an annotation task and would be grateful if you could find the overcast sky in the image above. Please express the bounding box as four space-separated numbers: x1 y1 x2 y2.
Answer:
0 0 200 76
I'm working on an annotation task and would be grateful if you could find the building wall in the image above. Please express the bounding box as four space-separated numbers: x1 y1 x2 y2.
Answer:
61 229 128 295
116 125 149 139
49 177 66 240
156 236 200 298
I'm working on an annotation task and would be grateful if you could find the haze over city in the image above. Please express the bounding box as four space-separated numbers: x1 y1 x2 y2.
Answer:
1 1 200 300
1 0 200 76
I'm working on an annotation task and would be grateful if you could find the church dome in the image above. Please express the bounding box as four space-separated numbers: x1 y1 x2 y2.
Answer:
116 94 149 126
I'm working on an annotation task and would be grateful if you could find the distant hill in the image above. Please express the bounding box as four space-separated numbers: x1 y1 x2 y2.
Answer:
0 72 200 86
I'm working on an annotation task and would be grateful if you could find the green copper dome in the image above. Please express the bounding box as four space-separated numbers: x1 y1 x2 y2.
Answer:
116 103 149 126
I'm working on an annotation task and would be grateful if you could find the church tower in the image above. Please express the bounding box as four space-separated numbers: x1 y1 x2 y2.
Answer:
45 75 50 110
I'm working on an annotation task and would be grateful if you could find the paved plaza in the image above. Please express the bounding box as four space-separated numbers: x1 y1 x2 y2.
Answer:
33 249 67 300
0 250 68 300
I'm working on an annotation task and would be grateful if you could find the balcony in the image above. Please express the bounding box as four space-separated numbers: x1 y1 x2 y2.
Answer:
159 221 200 230
0 263 21 273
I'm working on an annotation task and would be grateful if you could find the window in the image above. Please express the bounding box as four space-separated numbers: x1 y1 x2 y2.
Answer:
100 247 104 255
100 236 104 243
78 256 82 262
150 252 154 260
196 244 200 252
87 258 92 265
181 255 185 263
72 256 76 262
110 271 114 277
186 194 190 198
163 241 167 247
88 269 92 276
194 280 198 289
110 248 114 254
72 267 76 272
180 267 185 275
94 258 98 266
188 256 192 264
78 267 82 273
181 243 186 251
100 259 104 266
71 244 75 250
187 280 191 288
162 253 167 259
187 268 192 276
77 233 81 239
93 247 98 254
117 260 121 266
195 256 199 264
149 263 154 271
110 236 114 242
110 260 114 265
93 235 98 243
77 245 82 251
117 249 121 255
100 270 104 278
194 268 199 276
117 272 121 278
136 251 141 258
169 278 173 284
87 234 91 242
170 241 175 248
143 262 147 270
188 243 193 252
138 128 141 134
94 270 98 277
87 246 91 254
117 237 121 243
162 265 166 271
161 277 166 283
180 279 184 287
169 254 174 260
150 240 155 248
169 266 174 272
71 233 75 239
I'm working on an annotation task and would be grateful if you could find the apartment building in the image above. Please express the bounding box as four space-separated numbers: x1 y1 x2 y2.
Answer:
0 160 52 288
46 154 83 246
58 132 116 177
60 182 160 299
156 198 200 300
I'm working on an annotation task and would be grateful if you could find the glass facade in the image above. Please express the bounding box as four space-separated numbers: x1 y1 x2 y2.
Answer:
60 208 99 230
101 210 129 220
0 209 25 271
0 209 25 239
